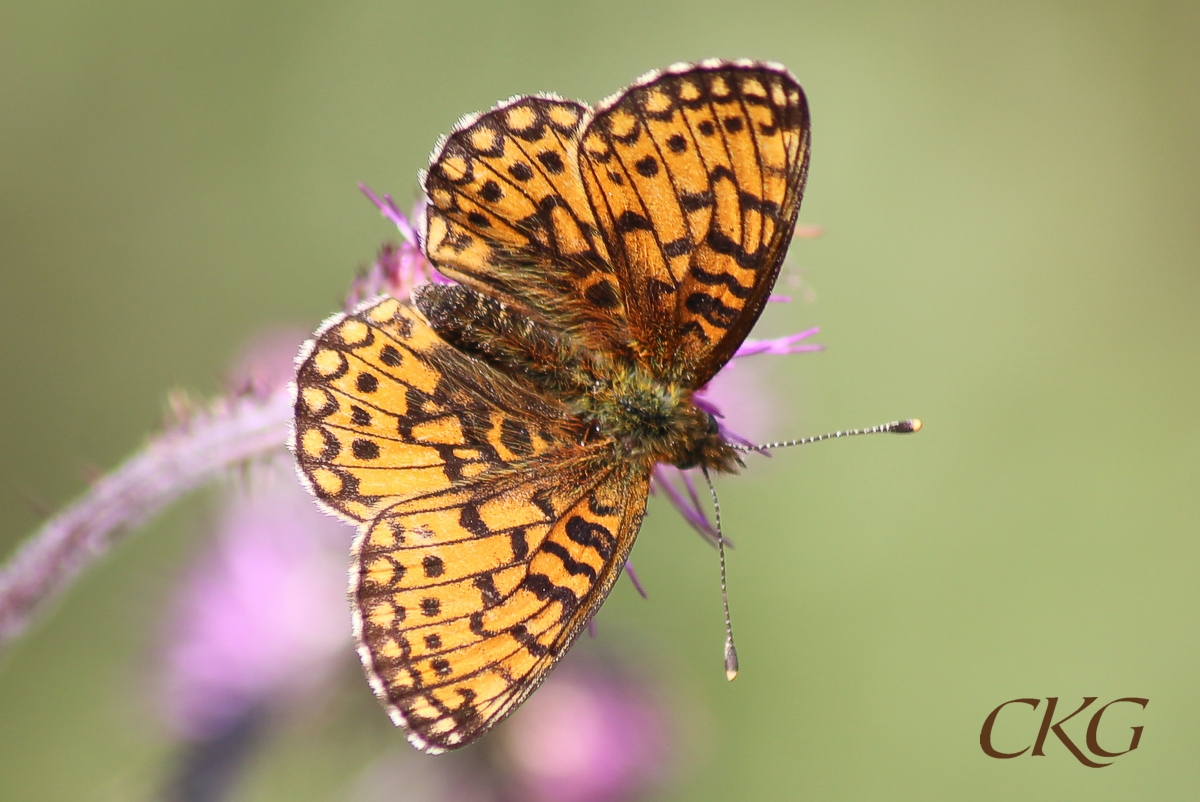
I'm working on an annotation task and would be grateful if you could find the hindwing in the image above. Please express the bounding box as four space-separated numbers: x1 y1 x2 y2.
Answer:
352 452 649 752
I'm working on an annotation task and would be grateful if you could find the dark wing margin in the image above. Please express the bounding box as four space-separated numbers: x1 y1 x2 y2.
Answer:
576 59 810 384
351 455 649 753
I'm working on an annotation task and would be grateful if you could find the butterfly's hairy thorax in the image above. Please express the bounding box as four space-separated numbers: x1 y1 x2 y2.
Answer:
416 283 740 473
575 360 739 472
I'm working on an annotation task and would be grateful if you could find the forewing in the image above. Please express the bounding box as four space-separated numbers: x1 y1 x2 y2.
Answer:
577 60 810 384
292 296 577 523
352 456 649 752
423 95 630 350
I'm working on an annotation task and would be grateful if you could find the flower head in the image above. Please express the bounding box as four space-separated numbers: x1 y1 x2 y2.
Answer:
158 462 352 741
497 660 669 802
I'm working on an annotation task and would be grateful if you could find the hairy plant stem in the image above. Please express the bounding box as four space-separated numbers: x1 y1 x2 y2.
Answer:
0 386 292 653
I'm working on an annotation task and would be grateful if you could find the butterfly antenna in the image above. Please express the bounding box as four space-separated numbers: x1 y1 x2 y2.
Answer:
702 467 739 681
734 419 922 452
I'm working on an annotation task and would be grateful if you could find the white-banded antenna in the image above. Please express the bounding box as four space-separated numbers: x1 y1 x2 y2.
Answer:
701 467 738 681
734 419 922 452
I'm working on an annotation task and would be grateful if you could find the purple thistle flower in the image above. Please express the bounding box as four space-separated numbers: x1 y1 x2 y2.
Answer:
158 464 351 741
665 312 822 540
734 326 822 358
498 661 669 802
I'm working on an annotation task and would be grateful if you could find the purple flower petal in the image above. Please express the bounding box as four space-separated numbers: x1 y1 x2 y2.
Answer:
623 560 647 599
651 466 718 545
734 327 822 358
359 183 418 245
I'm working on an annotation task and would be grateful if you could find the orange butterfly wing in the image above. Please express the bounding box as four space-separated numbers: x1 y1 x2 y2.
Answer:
353 456 647 752
293 297 578 523
422 95 628 353
294 296 650 752
578 60 810 384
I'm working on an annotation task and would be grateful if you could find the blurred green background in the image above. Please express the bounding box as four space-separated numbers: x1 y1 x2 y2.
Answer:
3 0 1199 799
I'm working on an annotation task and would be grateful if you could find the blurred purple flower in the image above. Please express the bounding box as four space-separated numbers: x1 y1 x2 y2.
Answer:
158 332 355 743
498 661 669 802
158 464 352 741
224 327 311 399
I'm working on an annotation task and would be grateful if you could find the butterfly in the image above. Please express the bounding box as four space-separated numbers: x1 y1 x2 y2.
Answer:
292 59 810 752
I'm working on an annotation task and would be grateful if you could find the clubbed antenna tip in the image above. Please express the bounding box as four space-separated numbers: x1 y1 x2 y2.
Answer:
724 637 739 681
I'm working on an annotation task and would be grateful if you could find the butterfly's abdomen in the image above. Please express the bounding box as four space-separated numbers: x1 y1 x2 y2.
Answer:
415 283 587 395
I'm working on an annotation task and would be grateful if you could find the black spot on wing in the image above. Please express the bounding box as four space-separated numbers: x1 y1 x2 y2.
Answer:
541 540 599 580
479 180 503 203
536 151 565 174
356 372 379 393
584 279 621 309
352 439 380 460
564 515 615 560
634 156 658 177
615 211 652 232
508 161 533 181
684 292 739 329
689 265 754 298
